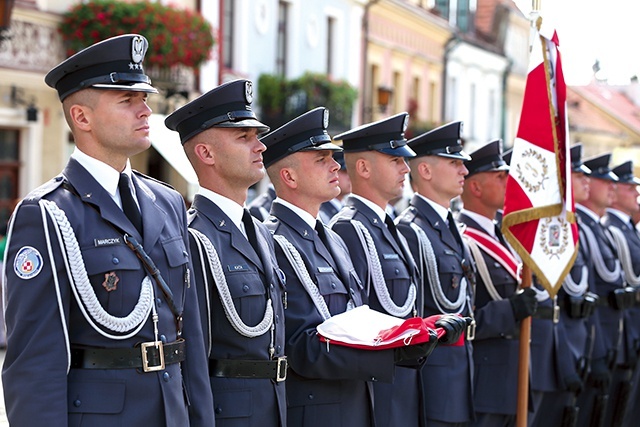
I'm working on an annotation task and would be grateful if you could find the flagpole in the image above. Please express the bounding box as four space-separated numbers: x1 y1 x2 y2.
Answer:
515 3 540 424
516 265 532 427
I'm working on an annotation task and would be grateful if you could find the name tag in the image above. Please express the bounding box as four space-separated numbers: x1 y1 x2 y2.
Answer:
317 266 334 273
94 237 122 247
227 264 249 272
383 253 399 260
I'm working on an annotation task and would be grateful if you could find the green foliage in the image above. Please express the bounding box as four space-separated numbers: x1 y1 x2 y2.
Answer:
59 0 215 69
257 74 287 113
258 72 358 130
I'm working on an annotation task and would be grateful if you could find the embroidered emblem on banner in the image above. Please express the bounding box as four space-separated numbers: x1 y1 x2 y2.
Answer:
14 246 43 280
102 271 120 292
515 148 549 193
540 217 569 259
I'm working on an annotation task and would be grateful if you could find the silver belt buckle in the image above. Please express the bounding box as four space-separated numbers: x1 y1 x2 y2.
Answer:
466 319 476 341
553 305 560 324
141 341 165 372
275 356 288 382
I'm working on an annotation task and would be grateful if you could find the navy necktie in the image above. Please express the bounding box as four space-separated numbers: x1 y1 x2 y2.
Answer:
315 220 330 248
447 212 462 249
118 173 143 236
242 209 260 254
385 214 401 246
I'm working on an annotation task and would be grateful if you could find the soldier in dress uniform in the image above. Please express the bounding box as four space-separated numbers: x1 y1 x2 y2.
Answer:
165 79 287 426
457 140 537 427
602 160 640 427
577 153 631 427
330 114 468 427
318 150 351 224
261 107 448 426
393 121 476 427
1 34 214 426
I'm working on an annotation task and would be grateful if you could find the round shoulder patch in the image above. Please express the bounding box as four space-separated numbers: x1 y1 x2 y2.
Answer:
13 246 44 280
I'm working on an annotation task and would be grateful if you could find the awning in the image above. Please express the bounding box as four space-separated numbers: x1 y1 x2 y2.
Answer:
149 114 198 201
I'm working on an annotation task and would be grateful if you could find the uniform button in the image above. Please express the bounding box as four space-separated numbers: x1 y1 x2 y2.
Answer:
156 298 162 306
270 284 275 290
308 394 314 400
370 376 377 382
276 345 282 353
395 268 400 275
243 285 250 292
331 283 337 289
350 289 355 295
215 406 223 415
112 257 119 265
183 251 188 258
160 335 167 343
275 314 280 322
163 372 170 382
73 399 81 407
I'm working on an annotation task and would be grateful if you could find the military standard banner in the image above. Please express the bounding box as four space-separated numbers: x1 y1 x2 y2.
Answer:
501 16 578 298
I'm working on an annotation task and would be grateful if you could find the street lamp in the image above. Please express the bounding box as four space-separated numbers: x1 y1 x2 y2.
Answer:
377 86 393 113
10 85 39 122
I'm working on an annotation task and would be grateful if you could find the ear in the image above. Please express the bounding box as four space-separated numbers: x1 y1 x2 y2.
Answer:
194 142 215 166
418 160 431 180
279 166 298 190
69 104 91 132
355 158 371 179
469 179 482 197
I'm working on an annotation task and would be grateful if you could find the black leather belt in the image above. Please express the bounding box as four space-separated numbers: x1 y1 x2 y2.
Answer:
533 305 560 323
71 339 185 372
209 357 288 382
597 288 636 310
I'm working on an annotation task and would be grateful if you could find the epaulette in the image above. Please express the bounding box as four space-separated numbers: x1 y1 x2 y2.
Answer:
187 208 198 225
133 170 176 190
23 175 65 203
396 206 417 223
263 215 280 233
333 205 357 221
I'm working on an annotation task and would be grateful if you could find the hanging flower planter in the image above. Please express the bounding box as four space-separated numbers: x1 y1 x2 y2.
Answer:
59 0 215 71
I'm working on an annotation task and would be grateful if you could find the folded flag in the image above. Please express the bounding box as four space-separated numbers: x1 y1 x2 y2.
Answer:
316 305 463 349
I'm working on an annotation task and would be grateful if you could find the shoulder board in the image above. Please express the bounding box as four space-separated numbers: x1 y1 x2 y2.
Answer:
333 206 357 221
187 208 198 226
23 176 65 202
396 206 417 223
263 215 280 232
132 170 176 190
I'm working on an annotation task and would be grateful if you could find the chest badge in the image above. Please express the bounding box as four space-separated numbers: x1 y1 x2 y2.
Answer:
451 275 459 289
103 271 120 292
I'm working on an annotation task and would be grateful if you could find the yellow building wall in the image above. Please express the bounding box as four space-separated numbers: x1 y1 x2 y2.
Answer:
366 1 451 128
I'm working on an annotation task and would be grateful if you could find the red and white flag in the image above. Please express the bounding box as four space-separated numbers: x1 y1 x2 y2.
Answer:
501 16 578 298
